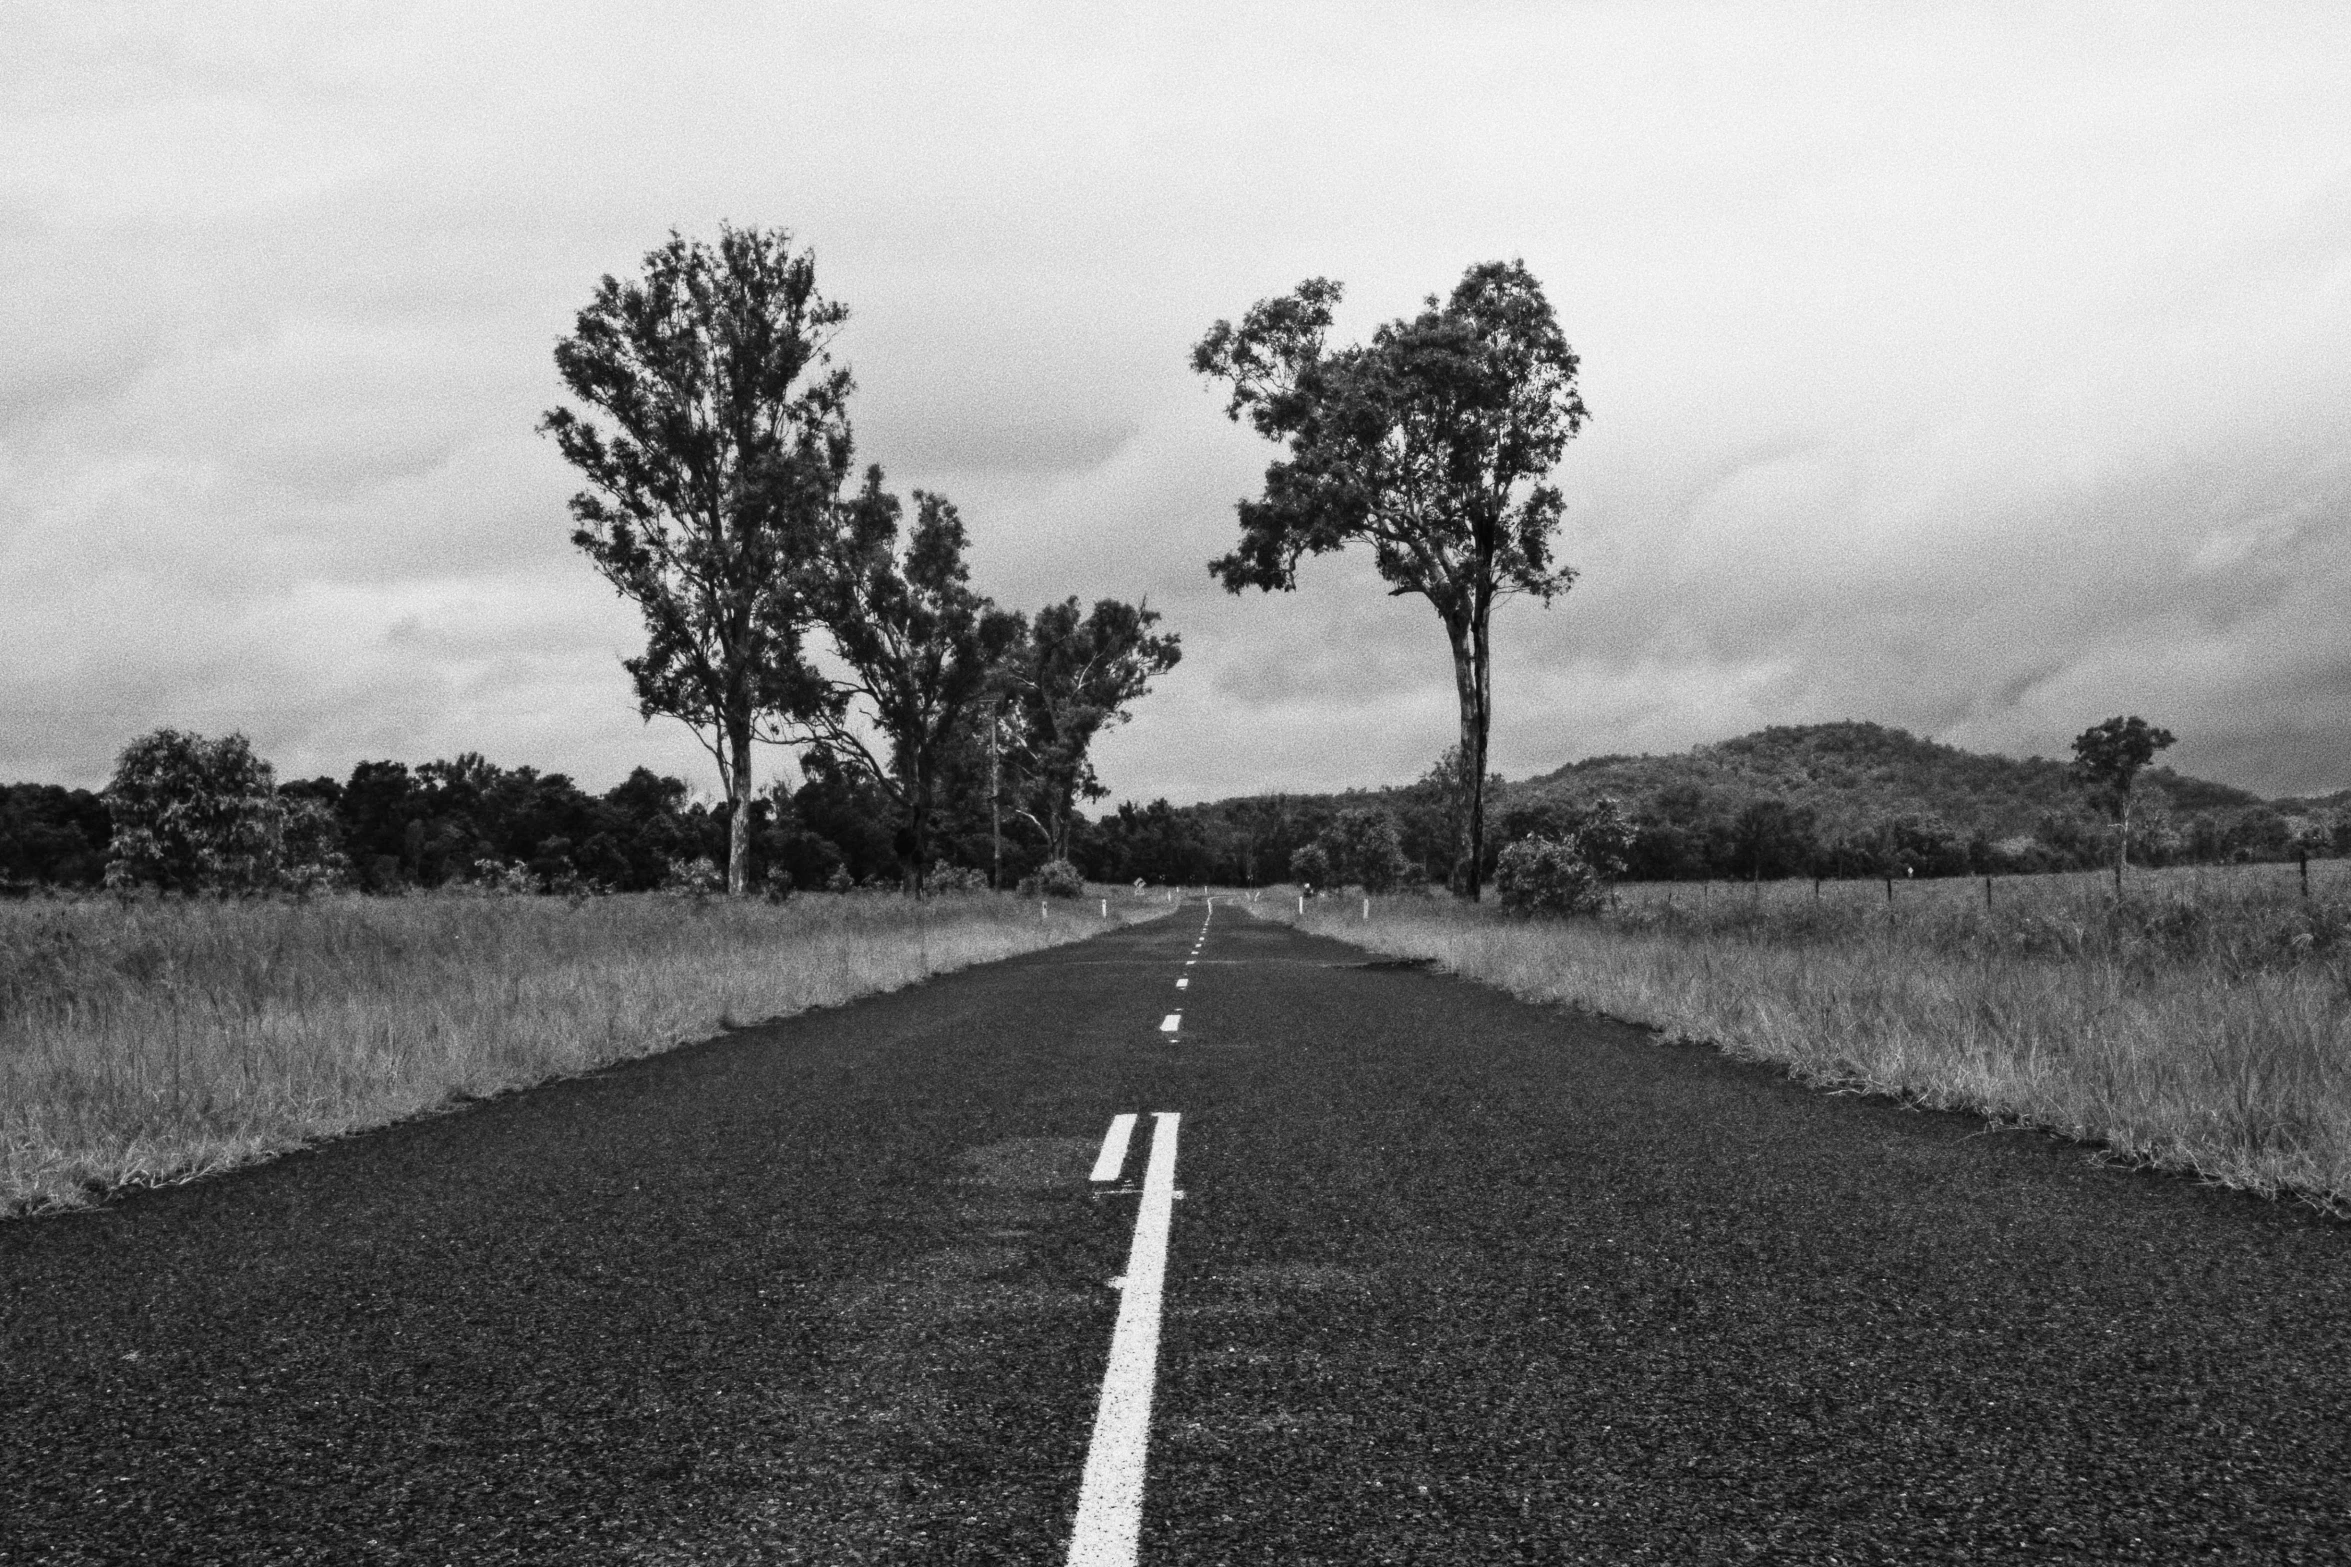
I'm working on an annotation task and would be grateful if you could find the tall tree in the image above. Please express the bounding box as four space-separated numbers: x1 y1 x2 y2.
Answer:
1000 597 1182 863
1193 260 1588 900
541 224 849 895
2070 715 2176 892
788 467 1022 894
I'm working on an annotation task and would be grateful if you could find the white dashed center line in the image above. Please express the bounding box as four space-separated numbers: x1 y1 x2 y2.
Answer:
1158 1013 1181 1033
1175 977 1188 990
1067 1112 1181 1566
1089 1113 1139 1183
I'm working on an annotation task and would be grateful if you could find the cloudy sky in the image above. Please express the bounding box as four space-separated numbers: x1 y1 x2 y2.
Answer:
6 2 2349 807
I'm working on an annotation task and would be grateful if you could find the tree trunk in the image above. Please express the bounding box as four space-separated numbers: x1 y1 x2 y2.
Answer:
1447 616 1491 902
906 783 930 901
725 717 754 897
989 711 1002 891
2115 790 2130 896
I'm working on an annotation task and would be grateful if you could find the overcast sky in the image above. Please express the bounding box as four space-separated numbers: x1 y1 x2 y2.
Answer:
6 2 2349 807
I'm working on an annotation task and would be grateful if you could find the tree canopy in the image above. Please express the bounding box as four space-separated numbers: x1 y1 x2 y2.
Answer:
2071 715 2177 888
788 467 1023 893
999 597 1182 864
542 224 849 894
1193 259 1587 899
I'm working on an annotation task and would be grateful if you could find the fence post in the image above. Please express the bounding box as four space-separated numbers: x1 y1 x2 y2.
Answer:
2301 852 2311 898
1297 894 1305 915
1362 896 1370 922
1984 876 1993 911
1101 897 1108 918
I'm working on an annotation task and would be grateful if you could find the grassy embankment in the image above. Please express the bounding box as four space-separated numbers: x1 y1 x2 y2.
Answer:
2 888 1158 1218
1268 861 2351 1210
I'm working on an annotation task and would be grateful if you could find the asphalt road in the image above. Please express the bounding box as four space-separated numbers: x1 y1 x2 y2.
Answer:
6 900 2350 1564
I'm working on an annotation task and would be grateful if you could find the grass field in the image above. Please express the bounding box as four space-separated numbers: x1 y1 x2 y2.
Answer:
1270 860 2351 1211
1 888 1157 1218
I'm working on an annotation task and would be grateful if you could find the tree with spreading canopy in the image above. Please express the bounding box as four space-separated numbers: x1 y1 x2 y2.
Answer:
103 729 283 894
2070 715 2176 892
1192 259 1588 900
997 597 1182 865
787 467 1022 894
541 224 849 895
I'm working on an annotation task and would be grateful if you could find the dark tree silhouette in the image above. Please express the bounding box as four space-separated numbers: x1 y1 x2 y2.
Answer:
2071 715 2176 892
999 598 1181 864
787 468 1022 894
541 224 849 894
1193 260 1588 900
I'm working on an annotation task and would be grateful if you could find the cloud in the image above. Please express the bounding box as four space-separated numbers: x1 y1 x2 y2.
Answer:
3 0 2348 804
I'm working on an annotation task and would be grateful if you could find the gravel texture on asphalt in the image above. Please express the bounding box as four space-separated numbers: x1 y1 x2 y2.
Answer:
5 900 2349 1564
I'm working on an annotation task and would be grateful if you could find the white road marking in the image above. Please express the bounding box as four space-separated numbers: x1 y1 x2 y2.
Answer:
1090 1113 1139 1183
1175 977 1188 990
1067 1112 1181 1566
1158 1013 1181 1033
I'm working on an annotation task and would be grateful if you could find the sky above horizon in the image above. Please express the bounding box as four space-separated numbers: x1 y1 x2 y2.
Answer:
6 2 2349 807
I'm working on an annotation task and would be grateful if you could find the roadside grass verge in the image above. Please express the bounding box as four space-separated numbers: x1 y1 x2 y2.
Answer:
2 889 1157 1218
1263 863 2351 1211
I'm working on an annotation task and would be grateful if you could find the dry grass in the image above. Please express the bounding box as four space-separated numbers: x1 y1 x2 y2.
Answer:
1270 862 2351 1211
1 889 1155 1218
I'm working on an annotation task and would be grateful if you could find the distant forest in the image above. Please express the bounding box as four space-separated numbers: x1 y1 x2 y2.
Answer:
5 721 2341 895
2 747 1096 897
1084 723 2345 889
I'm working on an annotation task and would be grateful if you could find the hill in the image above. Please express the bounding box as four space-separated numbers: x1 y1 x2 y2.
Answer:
1070 721 2319 887
1513 721 2262 840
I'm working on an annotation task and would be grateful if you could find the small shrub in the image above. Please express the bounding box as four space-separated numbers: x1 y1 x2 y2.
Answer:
925 861 990 895
1019 859 1084 898
471 859 541 897
1495 837 1608 916
661 857 725 898
1289 843 1332 891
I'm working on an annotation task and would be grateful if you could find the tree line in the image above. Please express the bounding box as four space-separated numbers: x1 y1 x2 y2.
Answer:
0 715 1172 898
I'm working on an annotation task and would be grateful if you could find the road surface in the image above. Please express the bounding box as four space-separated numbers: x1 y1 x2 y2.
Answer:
6 900 2348 1563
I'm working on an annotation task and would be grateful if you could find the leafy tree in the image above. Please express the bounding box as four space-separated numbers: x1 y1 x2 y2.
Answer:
1310 808 1415 893
1494 800 1629 915
542 224 850 894
1731 797 1818 881
1193 259 1588 900
0 784 110 887
102 729 283 894
792 752 901 886
2070 716 2177 890
1001 597 1181 863
788 469 1022 893
1078 798 1219 886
